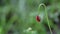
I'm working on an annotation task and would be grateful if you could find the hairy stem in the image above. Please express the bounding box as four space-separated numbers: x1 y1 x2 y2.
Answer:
38 3 53 34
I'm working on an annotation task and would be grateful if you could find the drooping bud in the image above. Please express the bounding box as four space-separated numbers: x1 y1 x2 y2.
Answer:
36 16 40 22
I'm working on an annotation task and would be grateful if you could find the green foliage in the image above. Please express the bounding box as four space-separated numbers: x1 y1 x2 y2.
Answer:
0 0 60 34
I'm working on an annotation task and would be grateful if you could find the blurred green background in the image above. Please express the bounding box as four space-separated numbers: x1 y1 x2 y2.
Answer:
0 0 60 34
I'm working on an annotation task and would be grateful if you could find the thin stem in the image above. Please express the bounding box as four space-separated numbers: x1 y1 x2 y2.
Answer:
38 3 53 34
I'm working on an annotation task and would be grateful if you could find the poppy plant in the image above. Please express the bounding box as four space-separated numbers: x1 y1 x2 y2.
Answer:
36 3 53 34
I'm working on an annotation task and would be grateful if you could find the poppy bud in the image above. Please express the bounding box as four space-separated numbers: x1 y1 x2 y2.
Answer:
36 16 40 22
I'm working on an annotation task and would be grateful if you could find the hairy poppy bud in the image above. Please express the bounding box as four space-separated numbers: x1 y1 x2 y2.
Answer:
36 16 40 22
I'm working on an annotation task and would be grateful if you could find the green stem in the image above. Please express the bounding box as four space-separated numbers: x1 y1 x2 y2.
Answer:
38 3 53 34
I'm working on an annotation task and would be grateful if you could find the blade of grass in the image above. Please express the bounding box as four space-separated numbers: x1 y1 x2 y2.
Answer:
5 14 18 32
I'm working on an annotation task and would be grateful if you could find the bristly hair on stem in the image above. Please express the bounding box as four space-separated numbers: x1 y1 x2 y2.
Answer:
38 3 53 34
